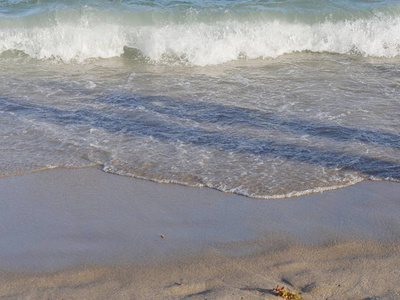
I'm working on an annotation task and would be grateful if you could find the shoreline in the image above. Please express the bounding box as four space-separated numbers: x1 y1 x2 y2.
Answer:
1 165 370 200
1 167 400 299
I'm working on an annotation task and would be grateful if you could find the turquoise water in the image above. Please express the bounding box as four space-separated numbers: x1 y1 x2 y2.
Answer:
1 0 400 63
1 0 399 198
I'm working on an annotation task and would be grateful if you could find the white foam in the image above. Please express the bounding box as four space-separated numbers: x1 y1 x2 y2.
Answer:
102 164 366 200
1 13 400 65
0 23 125 62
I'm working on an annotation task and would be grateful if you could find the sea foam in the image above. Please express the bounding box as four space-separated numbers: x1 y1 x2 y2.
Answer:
1 10 400 65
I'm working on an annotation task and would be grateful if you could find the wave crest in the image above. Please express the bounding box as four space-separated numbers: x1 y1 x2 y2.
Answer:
1 15 400 65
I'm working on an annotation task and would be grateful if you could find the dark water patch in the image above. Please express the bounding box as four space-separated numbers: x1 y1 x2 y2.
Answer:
91 93 400 150
2 95 399 186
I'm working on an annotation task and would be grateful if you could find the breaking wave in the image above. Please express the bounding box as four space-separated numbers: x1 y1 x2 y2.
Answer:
1 6 400 65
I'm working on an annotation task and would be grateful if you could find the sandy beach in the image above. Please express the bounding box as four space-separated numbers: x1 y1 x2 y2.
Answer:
2 0 400 298
0 167 400 299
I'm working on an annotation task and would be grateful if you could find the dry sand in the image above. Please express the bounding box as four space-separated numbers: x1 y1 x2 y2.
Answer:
0 167 399 299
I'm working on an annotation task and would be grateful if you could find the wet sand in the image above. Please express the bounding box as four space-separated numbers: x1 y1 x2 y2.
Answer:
1 167 400 299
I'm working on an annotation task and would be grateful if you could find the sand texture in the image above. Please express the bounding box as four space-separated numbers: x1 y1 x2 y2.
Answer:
0 167 400 299
1 240 399 299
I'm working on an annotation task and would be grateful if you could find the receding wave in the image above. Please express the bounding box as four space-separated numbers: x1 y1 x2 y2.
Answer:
1 11 400 65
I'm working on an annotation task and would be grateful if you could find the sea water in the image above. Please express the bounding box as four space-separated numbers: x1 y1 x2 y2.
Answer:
0 0 399 198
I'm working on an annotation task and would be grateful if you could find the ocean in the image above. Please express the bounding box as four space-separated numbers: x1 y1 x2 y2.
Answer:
0 0 399 199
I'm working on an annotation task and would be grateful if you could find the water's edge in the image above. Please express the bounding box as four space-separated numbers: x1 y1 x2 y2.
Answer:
1 164 368 200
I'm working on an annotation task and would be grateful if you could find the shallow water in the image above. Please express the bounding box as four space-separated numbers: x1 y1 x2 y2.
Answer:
1 0 399 198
